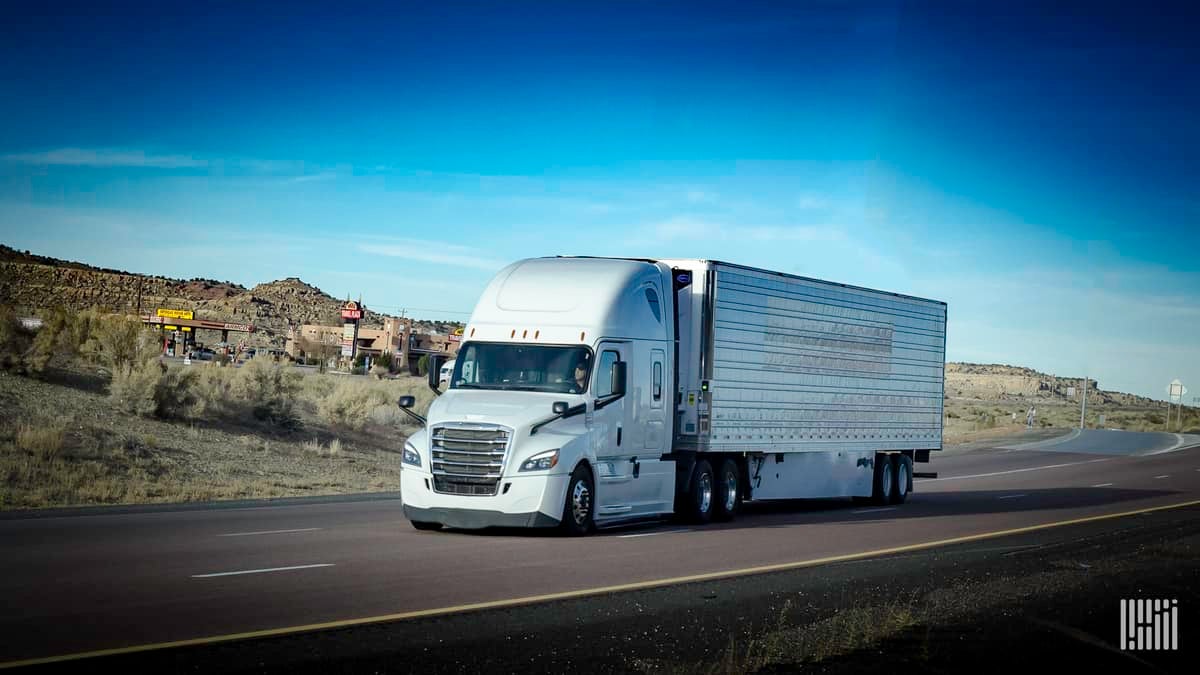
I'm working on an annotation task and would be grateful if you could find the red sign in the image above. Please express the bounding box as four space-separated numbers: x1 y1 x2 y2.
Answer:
448 334 461 342
341 309 363 320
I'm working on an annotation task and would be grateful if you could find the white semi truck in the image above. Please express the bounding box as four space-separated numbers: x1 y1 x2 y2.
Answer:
398 257 946 534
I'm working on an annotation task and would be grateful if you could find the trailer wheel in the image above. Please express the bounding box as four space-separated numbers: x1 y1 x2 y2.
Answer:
688 459 715 524
890 455 912 505
561 465 595 536
871 453 893 505
410 520 442 531
713 458 742 522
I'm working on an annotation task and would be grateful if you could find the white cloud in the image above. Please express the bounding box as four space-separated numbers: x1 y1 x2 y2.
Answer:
2 148 206 169
356 242 507 271
795 193 830 210
649 217 843 244
284 172 339 184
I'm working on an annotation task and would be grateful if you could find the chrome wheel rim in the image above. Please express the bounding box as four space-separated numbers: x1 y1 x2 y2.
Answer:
723 470 738 512
698 472 713 514
897 462 908 497
881 462 892 495
571 480 591 526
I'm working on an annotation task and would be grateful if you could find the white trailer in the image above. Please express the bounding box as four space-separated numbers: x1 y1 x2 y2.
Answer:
398 257 946 534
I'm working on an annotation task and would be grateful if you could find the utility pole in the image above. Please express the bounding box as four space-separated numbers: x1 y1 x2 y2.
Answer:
1079 375 1088 429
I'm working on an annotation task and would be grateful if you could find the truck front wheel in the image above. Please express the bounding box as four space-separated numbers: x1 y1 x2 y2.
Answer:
561 465 595 536
712 458 742 522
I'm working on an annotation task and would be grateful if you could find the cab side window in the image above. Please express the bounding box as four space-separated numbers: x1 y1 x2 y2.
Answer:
596 350 619 397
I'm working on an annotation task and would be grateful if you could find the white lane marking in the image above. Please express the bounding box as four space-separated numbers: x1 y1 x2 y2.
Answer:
216 528 322 537
997 428 1081 451
1154 475 1169 479
1091 483 1114 488
618 529 692 539
1145 433 1200 456
192 564 334 578
851 507 897 514
917 457 1111 482
997 494 1027 500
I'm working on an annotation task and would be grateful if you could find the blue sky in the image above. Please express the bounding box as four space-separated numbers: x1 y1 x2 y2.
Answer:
1 1 1197 401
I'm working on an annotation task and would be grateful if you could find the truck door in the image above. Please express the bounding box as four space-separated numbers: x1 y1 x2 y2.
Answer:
591 342 639 519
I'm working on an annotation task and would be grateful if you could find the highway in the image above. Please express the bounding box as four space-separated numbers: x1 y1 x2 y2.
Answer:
2 428 1199 669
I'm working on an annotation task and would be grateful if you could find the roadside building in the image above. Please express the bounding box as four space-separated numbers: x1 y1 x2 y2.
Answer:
285 317 459 370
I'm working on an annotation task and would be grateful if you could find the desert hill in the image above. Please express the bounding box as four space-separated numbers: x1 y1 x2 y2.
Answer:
0 244 460 347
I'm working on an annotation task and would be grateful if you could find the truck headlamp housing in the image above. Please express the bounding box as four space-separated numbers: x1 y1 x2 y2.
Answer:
402 441 422 468
519 449 559 472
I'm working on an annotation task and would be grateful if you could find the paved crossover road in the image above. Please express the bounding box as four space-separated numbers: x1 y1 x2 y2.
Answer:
1 428 1199 668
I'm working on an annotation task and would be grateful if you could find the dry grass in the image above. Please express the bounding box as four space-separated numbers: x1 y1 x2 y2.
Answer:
16 423 66 459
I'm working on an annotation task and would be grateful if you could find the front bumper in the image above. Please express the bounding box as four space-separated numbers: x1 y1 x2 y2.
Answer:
400 468 570 529
403 504 560 529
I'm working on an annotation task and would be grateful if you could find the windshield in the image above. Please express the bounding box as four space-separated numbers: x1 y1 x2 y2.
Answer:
450 342 593 393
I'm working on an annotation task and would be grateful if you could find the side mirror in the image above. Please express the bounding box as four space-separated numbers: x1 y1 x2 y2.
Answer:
552 401 569 415
611 361 627 397
398 395 415 409
427 354 447 393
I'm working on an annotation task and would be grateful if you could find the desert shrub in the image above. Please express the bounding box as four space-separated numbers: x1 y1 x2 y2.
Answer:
318 380 394 431
369 363 390 379
109 357 197 418
153 363 198 418
16 423 66 459
1145 412 1164 425
945 410 960 419
368 404 402 427
110 359 162 416
188 364 236 419
82 313 161 373
233 356 301 427
0 306 34 372
374 351 394 371
417 354 429 376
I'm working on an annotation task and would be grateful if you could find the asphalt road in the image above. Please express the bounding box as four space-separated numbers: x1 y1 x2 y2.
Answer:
2 428 1199 669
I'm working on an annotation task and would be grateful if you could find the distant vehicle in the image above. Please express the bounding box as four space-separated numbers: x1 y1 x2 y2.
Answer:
438 359 456 387
399 257 948 534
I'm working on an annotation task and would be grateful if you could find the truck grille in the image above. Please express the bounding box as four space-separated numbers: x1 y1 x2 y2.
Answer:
430 424 511 496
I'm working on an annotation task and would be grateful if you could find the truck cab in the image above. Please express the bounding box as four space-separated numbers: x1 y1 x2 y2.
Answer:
400 257 678 533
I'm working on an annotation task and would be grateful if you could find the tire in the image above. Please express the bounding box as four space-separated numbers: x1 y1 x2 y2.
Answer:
560 465 595 536
687 459 715 524
410 520 442 531
712 458 742 522
871 453 893 505
890 454 912 505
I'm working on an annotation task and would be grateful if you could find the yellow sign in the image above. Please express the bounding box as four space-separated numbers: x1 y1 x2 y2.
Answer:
181 326 192 332
157 308 194 320
164 325 178 330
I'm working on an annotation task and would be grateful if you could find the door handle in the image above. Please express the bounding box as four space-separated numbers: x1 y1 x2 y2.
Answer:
616 426 622 446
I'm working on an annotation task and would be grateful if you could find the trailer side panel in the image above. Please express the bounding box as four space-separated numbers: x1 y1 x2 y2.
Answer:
703 263 946 454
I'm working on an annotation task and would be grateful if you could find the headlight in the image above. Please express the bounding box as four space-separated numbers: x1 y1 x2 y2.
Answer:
519 449 559 472
402 441 422 468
